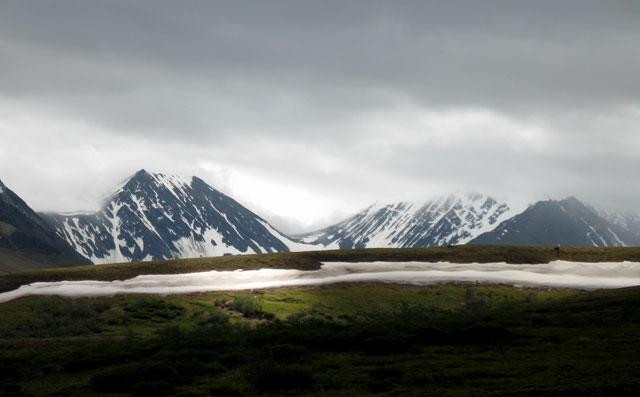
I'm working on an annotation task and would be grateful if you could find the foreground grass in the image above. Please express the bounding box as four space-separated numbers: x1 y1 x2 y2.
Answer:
2 282 640 396
3 245 640 293
3 246 640 395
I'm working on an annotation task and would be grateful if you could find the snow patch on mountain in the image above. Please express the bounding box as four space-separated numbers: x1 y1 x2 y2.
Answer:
43 170 314 264
599 209 640 241
299 192 517 249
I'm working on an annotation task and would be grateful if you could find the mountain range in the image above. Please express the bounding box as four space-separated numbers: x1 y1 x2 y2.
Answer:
0 169 638 271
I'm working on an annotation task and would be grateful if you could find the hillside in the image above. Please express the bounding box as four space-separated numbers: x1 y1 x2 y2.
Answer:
471 197 640 247
0 179 89 273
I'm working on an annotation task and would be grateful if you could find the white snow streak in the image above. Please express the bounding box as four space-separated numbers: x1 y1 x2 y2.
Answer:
173 228 249 258
2 261 640 303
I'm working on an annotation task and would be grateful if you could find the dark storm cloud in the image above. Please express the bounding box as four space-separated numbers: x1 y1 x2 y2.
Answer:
0 1 639 231
2 1 639 131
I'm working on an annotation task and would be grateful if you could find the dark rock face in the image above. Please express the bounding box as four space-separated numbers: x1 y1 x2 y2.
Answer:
471 197 640 247
43 170 299 263
0 179 89 265
298 193 514 249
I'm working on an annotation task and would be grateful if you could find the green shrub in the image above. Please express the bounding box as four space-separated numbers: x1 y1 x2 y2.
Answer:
360 335 412 355
11 298 109 337
133 380 176 396
248 361 315 391
463 287 489 313
122 298 184 321
91 360 190 393
267 343 309 361
197 309 230 327
230 294 261 318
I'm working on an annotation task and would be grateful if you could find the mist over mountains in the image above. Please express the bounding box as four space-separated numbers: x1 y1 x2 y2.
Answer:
0 179 90 273
1 170 639 269
297 194 515 249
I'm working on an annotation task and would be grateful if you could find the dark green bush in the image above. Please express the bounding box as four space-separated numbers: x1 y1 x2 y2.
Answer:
123 299 184 321
230 294 261 318
133 380 176 396
360 335 412 355
91 360 192 393
248 362 315 391
197 309 230 327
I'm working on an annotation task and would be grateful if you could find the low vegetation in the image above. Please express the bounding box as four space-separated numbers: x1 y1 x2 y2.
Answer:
3 246 640 395
3 245 640 293
2 281 640 395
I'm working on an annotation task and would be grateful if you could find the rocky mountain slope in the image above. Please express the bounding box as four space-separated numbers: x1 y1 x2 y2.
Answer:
43 170 310 264
471 197 640 247
0 179 90 273
297 193 516 249
40 170 640 265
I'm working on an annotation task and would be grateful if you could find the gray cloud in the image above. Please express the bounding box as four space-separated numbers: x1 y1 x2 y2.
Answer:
0 1 639 232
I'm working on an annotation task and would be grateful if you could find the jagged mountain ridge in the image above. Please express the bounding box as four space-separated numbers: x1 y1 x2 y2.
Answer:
298 193 516 249
40 169 640 265
471 197 640 247
0 179 90 272
43 170 310 264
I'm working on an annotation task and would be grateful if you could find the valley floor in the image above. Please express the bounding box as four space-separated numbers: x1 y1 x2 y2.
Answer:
2 282 640 395
4 260 640 303
4 245 640 294
3 246 640 396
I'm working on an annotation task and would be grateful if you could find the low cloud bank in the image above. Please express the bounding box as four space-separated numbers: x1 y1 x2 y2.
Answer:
2 261 640 303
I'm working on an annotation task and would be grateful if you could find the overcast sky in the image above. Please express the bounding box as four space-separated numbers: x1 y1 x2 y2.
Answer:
1 1 639 233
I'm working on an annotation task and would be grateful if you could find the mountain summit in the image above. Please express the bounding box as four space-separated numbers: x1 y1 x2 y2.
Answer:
39 171 640 266
298 193 515 249
471 197 640 247
43 170 307 263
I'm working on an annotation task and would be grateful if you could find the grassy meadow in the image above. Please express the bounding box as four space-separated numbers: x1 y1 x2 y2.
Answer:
2 246 640 395
3 245 640 293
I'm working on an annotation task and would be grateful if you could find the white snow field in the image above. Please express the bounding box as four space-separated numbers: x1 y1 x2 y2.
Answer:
2 261 640 303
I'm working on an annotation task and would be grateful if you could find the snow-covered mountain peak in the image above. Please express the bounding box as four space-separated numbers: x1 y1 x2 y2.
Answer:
43 170 305 264
42 169 640 265
110 169 190 199
299 192 515 249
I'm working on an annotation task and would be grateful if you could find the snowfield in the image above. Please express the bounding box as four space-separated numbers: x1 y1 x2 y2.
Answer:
2 261 640 303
